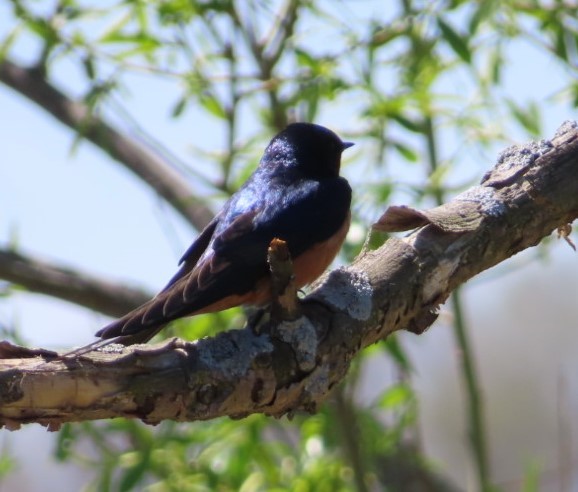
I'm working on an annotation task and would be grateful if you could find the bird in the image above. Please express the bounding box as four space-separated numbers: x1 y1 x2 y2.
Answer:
95 122 353 346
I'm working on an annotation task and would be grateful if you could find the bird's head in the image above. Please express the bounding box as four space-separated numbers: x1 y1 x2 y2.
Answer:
264 123 353 178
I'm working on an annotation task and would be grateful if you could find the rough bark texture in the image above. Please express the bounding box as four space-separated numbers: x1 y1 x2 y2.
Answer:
0 122 577 430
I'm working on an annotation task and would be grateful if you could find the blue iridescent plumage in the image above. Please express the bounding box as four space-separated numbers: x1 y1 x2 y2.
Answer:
96 123 353 342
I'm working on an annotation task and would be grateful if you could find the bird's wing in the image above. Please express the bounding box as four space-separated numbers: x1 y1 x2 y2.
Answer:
97 177 351 339
95 214 220 340
225 177 352 260
103 208 263 337
160 213 221 292
173 176 352 303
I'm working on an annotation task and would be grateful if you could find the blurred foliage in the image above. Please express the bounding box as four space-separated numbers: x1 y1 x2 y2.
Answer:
53 383 431 491
2 0 578 490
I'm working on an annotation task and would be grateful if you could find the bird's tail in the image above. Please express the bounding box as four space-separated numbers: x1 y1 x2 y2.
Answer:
93 292 173 339
60 323 167 359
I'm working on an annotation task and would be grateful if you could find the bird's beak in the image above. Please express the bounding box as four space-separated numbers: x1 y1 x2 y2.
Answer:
342 141 355 150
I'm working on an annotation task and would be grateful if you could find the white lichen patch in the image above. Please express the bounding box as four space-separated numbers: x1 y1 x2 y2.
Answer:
482 138 554 189
310 268 373 320
455 186 506 217
554 120 577 138
496 139 553 169
197 330 273 377
276 318 317 372
303 363 330 397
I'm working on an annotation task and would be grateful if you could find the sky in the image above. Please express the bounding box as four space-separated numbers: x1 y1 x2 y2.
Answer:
0 1 578 490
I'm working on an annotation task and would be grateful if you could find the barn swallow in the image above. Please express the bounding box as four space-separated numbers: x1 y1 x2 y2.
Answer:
96 123 353 345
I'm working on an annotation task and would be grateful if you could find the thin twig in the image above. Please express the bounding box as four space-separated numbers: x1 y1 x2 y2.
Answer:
0 248 151 317
333 388 369 492
267 238 300 321
0 58 214 231
424 114 492 490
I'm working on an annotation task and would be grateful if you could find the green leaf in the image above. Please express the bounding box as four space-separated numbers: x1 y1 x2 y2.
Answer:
378 383 413 410
468 0 497 34
392 141 419 162
0 26 21 61
158 0 197 24
506 99 542 137
571 82 578 107
23 16 58 44
521 460 541 492
437 17 471 64
98 12 132 42
488 45 503 84
82 56 96 80
365 96 410 123
119 453 150 492
171 96 188 118
391 112 423 133
554 27 568 61
0 453 15 479
54 423 76 461
382 335 413 373
199 92 227 119
101 31 161 51
295 48 317 70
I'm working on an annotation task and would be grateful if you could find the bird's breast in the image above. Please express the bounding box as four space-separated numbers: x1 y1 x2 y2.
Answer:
292 211 351 288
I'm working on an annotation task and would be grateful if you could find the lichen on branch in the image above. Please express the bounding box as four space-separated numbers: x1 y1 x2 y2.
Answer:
0 121 577 430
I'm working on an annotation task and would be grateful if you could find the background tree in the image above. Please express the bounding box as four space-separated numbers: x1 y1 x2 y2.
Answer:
0 0 577 490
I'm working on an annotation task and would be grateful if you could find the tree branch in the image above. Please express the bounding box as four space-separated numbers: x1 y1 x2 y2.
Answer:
0 249 151 317
0 121 577 429
0 58 213 231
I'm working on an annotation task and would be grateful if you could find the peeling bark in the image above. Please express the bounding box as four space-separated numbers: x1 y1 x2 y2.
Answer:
0 122 577 430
